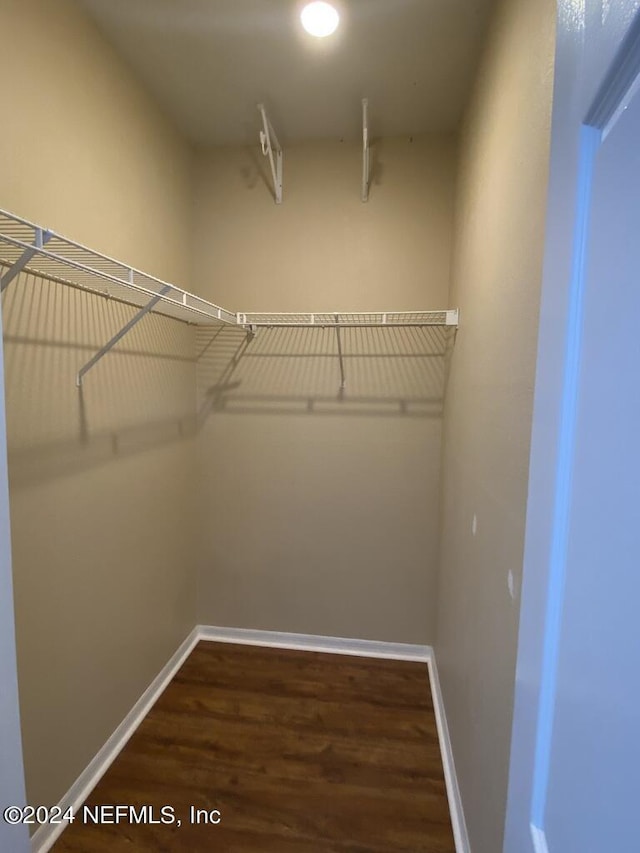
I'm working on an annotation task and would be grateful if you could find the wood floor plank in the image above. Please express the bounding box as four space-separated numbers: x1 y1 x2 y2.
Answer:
53 642 455 852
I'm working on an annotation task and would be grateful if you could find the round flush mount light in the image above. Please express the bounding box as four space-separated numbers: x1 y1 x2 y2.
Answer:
300 1 340 37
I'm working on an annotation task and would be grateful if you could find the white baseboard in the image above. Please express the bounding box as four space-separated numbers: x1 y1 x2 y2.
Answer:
33 625 468 853
197 624 430 661
31 626 201 853
427 651 471 853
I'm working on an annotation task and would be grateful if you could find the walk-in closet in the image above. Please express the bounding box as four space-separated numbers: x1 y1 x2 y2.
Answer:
9 0 630 851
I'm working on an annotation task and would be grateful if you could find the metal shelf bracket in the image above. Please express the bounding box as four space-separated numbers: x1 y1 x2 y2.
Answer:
334 314 346 397
76 284 172 387
0 227 52 292
362 98 370 203
258 104 283 204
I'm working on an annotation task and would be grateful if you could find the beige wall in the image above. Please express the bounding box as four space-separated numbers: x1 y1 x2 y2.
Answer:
0 0 196 810
193 139 455 643
434 0 555 850
0 0 556 828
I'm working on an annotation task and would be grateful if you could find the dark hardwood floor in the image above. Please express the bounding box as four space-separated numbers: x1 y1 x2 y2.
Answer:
53 641 455 852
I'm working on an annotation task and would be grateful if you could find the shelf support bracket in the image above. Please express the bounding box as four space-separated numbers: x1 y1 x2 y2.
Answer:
334 314 346 397
362 98 370 202
1 227 52 293
258 104 283 204
76 284 172 387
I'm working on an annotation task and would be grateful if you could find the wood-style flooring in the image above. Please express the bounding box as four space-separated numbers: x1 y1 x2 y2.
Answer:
53 641 455 852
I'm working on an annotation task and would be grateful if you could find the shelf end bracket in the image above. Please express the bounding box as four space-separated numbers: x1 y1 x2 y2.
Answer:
258 104 283 204
1 227 52 293
362 98 370 203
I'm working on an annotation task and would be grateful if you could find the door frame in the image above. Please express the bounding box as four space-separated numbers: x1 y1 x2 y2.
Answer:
504 2 640 850
0 296 29 851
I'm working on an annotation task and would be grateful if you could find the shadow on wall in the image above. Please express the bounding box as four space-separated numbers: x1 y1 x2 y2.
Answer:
237 138 386 201
195 323 455 422
1 269 455 487
1 271 197 488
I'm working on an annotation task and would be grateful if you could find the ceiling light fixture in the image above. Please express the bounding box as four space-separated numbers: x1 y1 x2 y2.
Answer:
300 2 340 38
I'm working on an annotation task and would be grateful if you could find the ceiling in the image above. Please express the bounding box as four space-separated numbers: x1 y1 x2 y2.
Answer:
79 0 495 146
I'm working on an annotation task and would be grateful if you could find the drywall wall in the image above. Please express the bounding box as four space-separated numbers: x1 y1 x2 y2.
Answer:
192 138 455 643
434 0 555 849
0 0 196 812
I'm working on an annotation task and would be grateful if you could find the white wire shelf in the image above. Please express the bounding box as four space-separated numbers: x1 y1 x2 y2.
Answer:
0 209 237 326
237 310 458 327
0 207 459 386
0 209 459 331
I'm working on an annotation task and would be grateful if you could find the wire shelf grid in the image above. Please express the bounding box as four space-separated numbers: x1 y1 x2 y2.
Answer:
0 209 458 331
0 209 236 326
